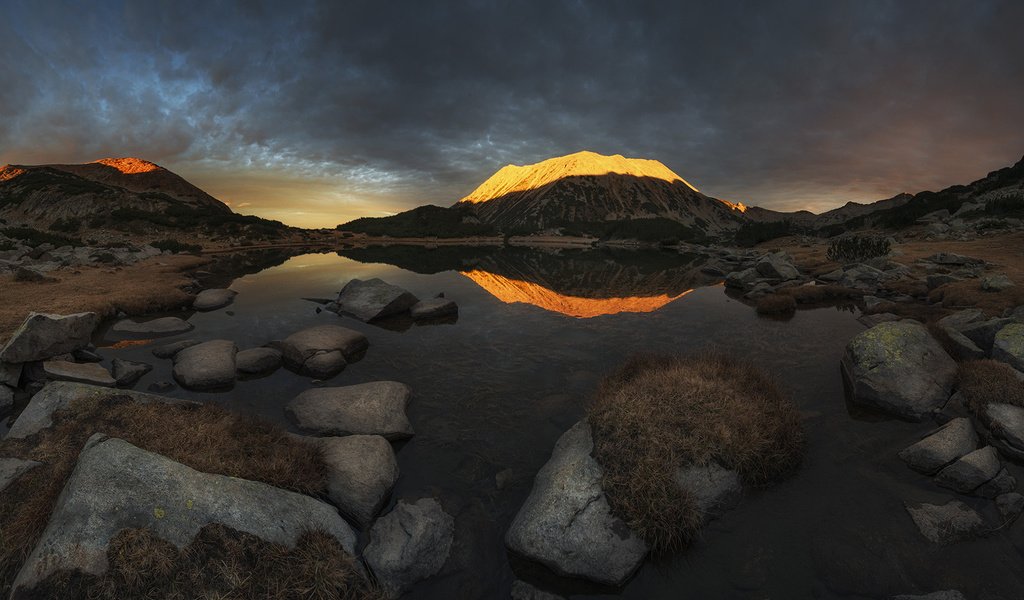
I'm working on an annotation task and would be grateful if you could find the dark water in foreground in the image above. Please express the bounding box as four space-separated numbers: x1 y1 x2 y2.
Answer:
93 247 1022 599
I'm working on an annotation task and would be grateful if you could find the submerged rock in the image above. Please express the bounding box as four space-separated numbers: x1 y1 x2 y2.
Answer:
992 323 1024 371
898 418 978 474
279 324 368 379
41 360 116 387
235 347 283 376
172 340 237 391
364 498 454 598
112 316 194 335
505 421 648 586
287 381 414 440
110 358 153 388
934 446 1001 494
0 312 98 363
905 500 984 543
192 288 237 311
841 321 957 420
317 435 399 527
10 435 357 595
336 278 420 322
673 461 742 520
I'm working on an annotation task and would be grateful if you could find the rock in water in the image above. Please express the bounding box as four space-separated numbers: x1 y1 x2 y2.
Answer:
235 347 283 376
364 498 454 599
112 316 194 335
110 358 153 387
505 421 647 586
317 435 399 527
0 312 98 363
172 339 237 390
151 339 200 358
992 323 1024 371
934 446 1002 494
410 297 458 320
336 278 419 322
279 324 368 379
905 500 984 543
286 381 413 440
898 418 979 474
840 321 957 420
10 435 357 595
192 288 238 311
41 361 116 387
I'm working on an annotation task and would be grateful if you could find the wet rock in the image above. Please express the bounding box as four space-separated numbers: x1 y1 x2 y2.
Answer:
364 498 454 599
975 468 1016 498
894 592 967 600
934 446 1001 494
981 403 1024 457
171 339 237 391
318 435 399 527
112 316 194 335
510 580 565 600
192 288 237 311
982 274 1014 292
279 324 368 378
996 492 1024 521
992 323 1024 371
898 418 978 474
905 500 984 543
235 347 282 376
755 252 799 280
958 317 1013 353
0 457 42 493
10 435 357 595
151 339 200 358
287 381 414 440
410 297 458 320
111 358 152 387
840 321 957 420
505 421 647 586
41 360 116 387
336 278 420 322
0 312 98 363
0 361 21 386
673 461 742 519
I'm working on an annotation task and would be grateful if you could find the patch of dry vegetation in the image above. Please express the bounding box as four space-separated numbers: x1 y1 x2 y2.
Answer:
588 353 805 554
778 284 862 304
958 360 1024 414
755 294 796 315
0 396 331 596
929 279 1024 314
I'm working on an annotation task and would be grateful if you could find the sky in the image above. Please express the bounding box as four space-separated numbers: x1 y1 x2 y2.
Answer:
1 1 1022 228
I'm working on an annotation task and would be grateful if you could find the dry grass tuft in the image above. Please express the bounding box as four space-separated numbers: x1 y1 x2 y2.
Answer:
30 524 383 600
0 396 330 595
755 294 796 315
958 360 1024 414
930 279 1024 315
588 352 805 554
778 284 862 305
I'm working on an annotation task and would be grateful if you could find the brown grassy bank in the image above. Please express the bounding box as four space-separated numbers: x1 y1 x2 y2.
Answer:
958 360 1024 413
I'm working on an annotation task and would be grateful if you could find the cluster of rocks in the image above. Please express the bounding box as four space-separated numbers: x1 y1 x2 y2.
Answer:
915 202 1024 242
319 278 459 323
723 251 805 299
0 236 170 278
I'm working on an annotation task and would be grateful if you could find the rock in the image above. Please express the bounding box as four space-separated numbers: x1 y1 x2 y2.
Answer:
819 268 844 282
41 360 116 387
0 457 41 493
505 421 647 586
958 317 1013 353
14 266 55 282
937 326 985 360
673 461 742 519
364 498 454 599
279 324 368 378
996 492 1024 521
235 347 283 376
318 435 399 527
981 403 1024 457
151 339 200 358
287 381 414 440
0 384 13 413
0 361 22 386
754 252 800 280
857 312 901 328
840 321 957 420
934 446 1001 494
839 264 887 289
0 312 98 363
336 278 420 322
72 348 103 363
905 500 984 543
410 297 458 320
7 381 198 439
192 288 238 311
992 323 1024 371
894 592 967 600
510 580 566 600
927 252 982 266
937 308 985 331
172 339 237 390
982 274 1014 292
112 316 194 335
724 267 760 291
110 358 153 387
926 274 960 290
898 418 978 474
975 468 1016 498
10 435 357 594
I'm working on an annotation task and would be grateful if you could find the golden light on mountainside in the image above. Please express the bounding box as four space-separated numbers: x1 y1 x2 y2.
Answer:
461 269 692 318
719 199 748 213
93 157 162 174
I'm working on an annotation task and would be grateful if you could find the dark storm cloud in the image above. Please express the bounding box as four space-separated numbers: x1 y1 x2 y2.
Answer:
2 0 1023 225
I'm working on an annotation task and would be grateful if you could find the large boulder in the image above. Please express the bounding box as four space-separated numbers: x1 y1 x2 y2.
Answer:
336 278 419 322
841 321 957 420
905 500 984 543
41 361 116 387
111 316 194 335
10 435 357 595
505 421 648 586
754 252 799 280
286 381 413 440
898 418 979 474
0 312 98 363
364 498 454 598
279 324 368 379
192 288 237 311
934 446 1002 494
317 435 399 527
172 339 237 391
992 323 1024 371
235 347 283 376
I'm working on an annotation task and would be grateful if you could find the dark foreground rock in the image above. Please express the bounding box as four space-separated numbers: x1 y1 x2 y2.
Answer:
235 347 283 376
992 323 1024 371
41 361 116 387
192 288 237 311
336 278 419 322
364 498 454 599
898 418 978 474
279 324 368 379
10 434 358 595
0 312 98 363
934 446 1002 494
172 339 237 391
317 435 399 527
981 403 1024 459
505 421 647 586
287 381 413 440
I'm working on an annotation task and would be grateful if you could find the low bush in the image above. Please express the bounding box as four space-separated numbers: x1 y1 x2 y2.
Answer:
825 235 890 264
756 294 797 315
779 284 862 304
588 353 804 553
151 239 202 254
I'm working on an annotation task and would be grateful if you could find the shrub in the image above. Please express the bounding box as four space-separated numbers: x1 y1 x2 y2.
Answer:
826 235 891 264
756 294 797 315
0 227 82 248
588 353 804 553
150 239 202 254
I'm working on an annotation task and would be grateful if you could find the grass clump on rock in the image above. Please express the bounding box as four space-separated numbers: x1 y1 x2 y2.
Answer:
588 353 805 554
958 359 1024 413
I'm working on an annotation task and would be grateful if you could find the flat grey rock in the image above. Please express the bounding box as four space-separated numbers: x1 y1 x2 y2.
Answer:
934 446 1001 494
336 278 419 322
898 418 978 474
0 457 42 493
192 288 237 311
674 461 742 520
287 381 413 440
937 309 985 331
982 403 1024 456
235 347 282 376
841 321 957 420
11 435 357 595
41 360 115 387
364 498 454 599
151 339 200 358
172 339 237 391
505 421 648 586
318 435 399 527
905 500 984 543
992 323 1024 371
111 358 153 387
279 324 368 378
410 297 458 320
754 252 799 280
0 312 98 363
112 316 194 335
